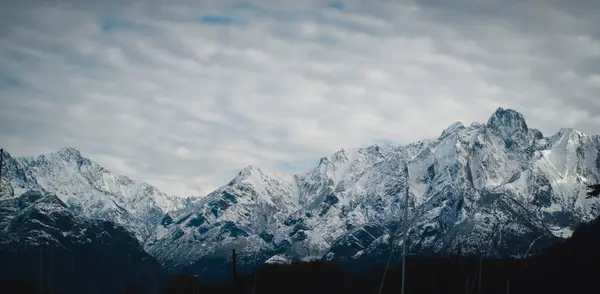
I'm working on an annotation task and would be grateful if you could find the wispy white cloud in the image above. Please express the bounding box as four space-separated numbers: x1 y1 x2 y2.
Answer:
1 0 599 196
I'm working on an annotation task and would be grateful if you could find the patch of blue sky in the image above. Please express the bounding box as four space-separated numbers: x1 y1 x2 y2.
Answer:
100 20 154 32
328 2 344 10
277 160 318 173
0 74 20 91
277 162 297 170
64 64 103 79
6 51 29 63
1 52 32 90
228 3 269 16
0 75 51 101
225 2 383 41
374 139 398 146
200 15 237 25
229 2 324 22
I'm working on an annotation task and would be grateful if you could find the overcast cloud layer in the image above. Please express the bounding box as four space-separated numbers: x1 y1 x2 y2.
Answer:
1 0 599 197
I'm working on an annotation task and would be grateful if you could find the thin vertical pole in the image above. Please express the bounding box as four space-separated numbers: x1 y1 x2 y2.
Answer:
401 162 409 294
50 248 54 294
465 278 469 294
191 275 198 294
378 239 394 294
232 249 237 294
478 255 483 294
0 148 4 191
40 246 43 294
506 279 509 294
232 249 237 277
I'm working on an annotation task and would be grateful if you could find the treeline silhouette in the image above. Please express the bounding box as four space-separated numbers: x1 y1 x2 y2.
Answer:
4 214 600 294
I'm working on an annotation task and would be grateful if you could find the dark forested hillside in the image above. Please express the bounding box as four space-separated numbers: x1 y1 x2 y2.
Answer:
0 191 168 294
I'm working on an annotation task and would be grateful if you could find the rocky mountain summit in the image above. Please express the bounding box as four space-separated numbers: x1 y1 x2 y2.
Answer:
0 147 186 241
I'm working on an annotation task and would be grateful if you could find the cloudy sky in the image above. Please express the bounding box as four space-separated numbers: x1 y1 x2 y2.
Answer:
1 0 599 197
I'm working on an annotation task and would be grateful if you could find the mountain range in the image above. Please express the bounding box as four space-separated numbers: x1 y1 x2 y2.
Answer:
1 107 599 284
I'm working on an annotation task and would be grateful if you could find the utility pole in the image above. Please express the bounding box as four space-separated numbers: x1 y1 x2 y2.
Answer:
0 148 4 191
232 249 237 277
477 255 483 294
465 278 469 294
40 246 44 294
378 234 394 294
401 161 410 294
232 249 238 294
191 274 198 294
50 248 54 294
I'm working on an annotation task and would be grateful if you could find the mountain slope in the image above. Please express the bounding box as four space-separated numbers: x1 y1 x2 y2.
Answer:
1 147 186 241
0 189 167 294
146 165 301 275
149 107 600 277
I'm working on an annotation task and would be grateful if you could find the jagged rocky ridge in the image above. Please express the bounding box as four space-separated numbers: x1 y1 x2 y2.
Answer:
0 189 167 294
1 107 599 281
0 147 187 241
146 108 600 277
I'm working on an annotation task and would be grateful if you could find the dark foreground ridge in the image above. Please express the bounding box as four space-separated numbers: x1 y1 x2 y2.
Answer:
3 212 600 294
0 191 167 294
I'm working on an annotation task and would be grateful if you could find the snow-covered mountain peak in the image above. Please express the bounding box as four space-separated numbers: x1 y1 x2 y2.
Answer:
331 148 359 162
554 128 581 139
318 156 329 165
238 165 259 178
319 148 361 163
331 149 350 163
146 164 302 270
235 165 296 189
487 107 527 126
486 107 529 136
310 147 365 187
56 146 82 159
547 128 593 148
2 147 187 241
441 121 466 137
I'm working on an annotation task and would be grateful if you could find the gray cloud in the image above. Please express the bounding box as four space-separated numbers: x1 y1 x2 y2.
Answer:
1 0 599 196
